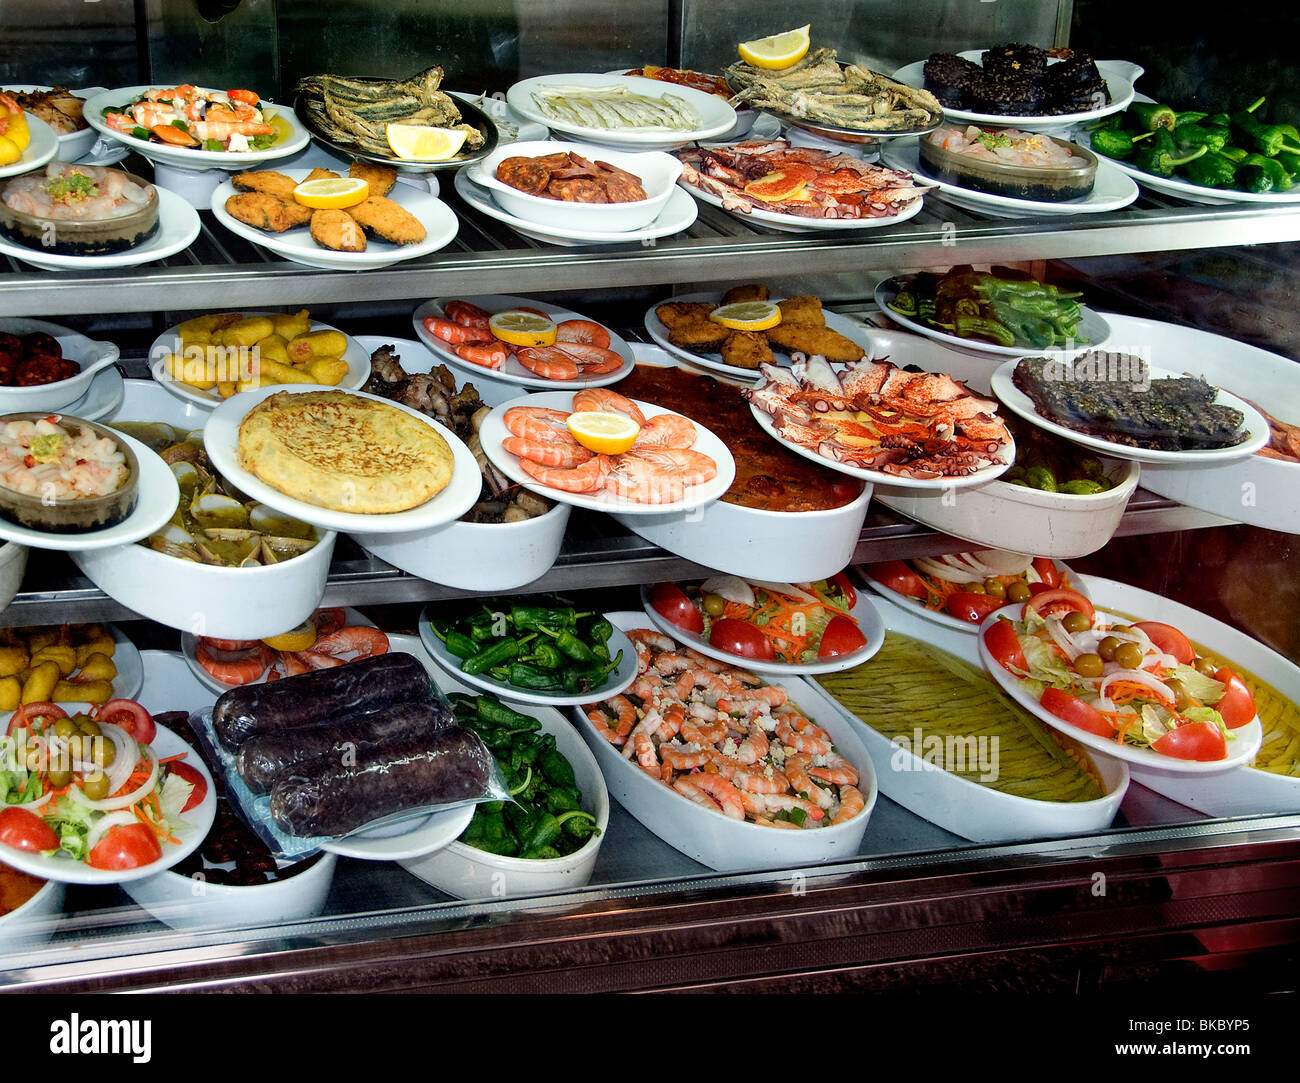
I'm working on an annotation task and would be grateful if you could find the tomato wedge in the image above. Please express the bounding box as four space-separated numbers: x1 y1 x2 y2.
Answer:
1023 588 1095 623
0 805 59 853
96 699 156 745
86 823 163 871
817 614 866 658
1133 622 1194 665
827 571 857 610
708 617 775 661
167 760 209 813
946 592 1005 624
5 701 67 737
1031 557 1061 590
866 560 928 600
984 618 1027 674
1151 720 1227 761
1040 687 1114 737
648 583 704 635
1213 668 1257 729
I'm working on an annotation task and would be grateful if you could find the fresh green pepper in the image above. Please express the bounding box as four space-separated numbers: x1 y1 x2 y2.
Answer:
549 628 596 662
544 787 582 813
539 748 576 790
1182 150 1239 188
1058 479 1106 495
1219 146 1248 163
1173 122 1229 154
1231 97 1300 158
1090 127 1153 160
1133 127 1208 178
1276 149 1300 176
506 661 566 691
1174 110 1208 126
1238 152 1293 192
560 652 623 694
1024 465 1058 492
476 696 538 730
583 617 613 645
521 844 561 860
461 637 520 675
561 811 599 841
1128 101 1177 131
521 641 565 669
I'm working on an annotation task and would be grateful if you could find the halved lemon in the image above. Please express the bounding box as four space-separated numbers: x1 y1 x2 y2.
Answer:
489 310 558 347
737 24 811 70
292 177 370 209
566 411 641 455
386 124 468 161
262 619 317 653
709 300 783 332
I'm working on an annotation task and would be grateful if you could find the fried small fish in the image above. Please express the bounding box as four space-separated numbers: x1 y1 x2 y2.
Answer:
654 301 717 330
721 283 770 306
225 191 313 233
777 296 825 327
232 171 301 202
310 208 366 252
346 195 426 245
720 330 774 370
349 159 398 197
765 322 865 362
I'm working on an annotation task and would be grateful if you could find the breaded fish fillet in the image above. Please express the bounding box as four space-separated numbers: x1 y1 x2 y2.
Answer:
654 301 716 330
720 330 774 370
668 320 731 350
305 167 342 183
347 195 426 245
349 160 398 197
232 170 301 202
310 208 366 252
225 191 313 233
765 322 865 361
721 283 770 305
777 295 826 326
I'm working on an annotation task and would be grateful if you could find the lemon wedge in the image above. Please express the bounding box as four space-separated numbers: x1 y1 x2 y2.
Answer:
3 109 28 152
567 411 641 455
738 24 811 70
386 124 468 161
292 177 370 209
709 300 783 332
262 619 317 653
0 134 19 167
489 310 558 347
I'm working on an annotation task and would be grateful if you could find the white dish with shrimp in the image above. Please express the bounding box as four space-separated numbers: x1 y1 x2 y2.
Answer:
570 612 876 873
412 295 635 392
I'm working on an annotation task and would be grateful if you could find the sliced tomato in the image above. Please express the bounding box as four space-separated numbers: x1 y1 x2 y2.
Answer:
1133 622 1195 665
1040 687 1114 737
828 571 857 610
1212 668 1257 729
866 560 928 600
708 618 776 661
1023 588 1095 623
0 805 59 853
945 592 1005 624
817 615 866 658
1152 720 1227 762
5 701 67 737
86 823 163 871
984 618 1027 674
1031 557 1061 589
648 583 704 635
167 760 209 812
95 699 156 745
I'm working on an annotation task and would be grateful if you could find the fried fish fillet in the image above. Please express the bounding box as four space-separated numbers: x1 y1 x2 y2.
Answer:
305 167 342 183
654 301 717 330
719 330 774 370
721 283 770 305
346 195 426 244
310 208 366 252
225 191 313 233
232 170 301 202
349 159 398 197
668 320 732 350
777 295 826 326
765 322 865 362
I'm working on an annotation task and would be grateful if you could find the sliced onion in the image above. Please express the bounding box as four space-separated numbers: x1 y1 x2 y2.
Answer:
70 743 157 812
700 575 755 607
1099 668 1175 704
751 579 821 605
99 722 136 797
914 556 981 584
1045 615 1083 662
15 790 54 811
86 809 140 853
970 549 1033 576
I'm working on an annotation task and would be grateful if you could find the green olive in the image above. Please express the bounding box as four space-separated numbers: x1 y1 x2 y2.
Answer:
88 736 116 769
80 771 110 801
1166 677 1192 711
78 718 101 738
1115 641 1144 670
984 578 1006 599
1195 655 1218 676
1062 610 1091 634
23 746 43 771
1074 652 1104 678
65 734 84 762
702 593 726 618
53 717 78 740
46 765 72 789
968 582 986 594
1006 582 1032 604
1098 636 1121 662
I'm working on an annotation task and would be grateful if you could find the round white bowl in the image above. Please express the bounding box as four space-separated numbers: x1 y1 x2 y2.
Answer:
400 670 609 899
0 318 120 414
351 500 570 592
0 539 28 613
0 874 64 951
467 139 683 231
123 851 336 932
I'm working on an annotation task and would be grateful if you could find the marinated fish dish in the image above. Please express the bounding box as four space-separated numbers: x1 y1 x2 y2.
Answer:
2 162 155 221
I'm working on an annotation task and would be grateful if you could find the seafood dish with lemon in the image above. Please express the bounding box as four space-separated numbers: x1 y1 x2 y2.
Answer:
745 355 1013 480
100 85 283 151
503 388 717 503
582 627 867 827
193 607 390 686
423 299 625 378
676 139 929 221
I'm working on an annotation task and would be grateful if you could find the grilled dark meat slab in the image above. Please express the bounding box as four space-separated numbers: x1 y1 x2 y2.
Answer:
1012 354 1248 451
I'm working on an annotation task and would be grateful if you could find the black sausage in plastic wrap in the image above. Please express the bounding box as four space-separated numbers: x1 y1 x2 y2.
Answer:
235 697 457 795
268 726 493 837
212 652 431 750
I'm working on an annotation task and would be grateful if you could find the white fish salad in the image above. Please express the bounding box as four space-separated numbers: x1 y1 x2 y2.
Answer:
2 162 156 222
529 85 702 131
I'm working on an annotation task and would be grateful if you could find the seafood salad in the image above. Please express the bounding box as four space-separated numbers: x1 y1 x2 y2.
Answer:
101 85 280 152
2 162 156 222
583 628 867 827
926 126 1090 169
0 416 130 501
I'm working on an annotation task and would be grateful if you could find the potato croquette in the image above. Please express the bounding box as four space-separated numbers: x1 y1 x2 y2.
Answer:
231 170 301 202
765 322 865 362
721 283 770 306
349 160 398 197
225 191 313 233
346 195 426 245
655 301 717 330
310 209 366 252
777 295 825 326
719 330 774 370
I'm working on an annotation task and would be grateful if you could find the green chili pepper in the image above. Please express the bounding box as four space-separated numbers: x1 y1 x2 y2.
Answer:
539 748 576 790
549 628 595 662
560 651 623 694
1173 122 1228 154
506 662 566 691
522 641 565 669
584 617 613 645
946 316 1016 347
521 844 561 860
560 811 599 841
1024 465 1059 492
1058 479 1106 495
1238 152 1292 192
1174 110 1208 127
476 696 538 730
1182 150 1239 188
1133 127 1208 178
1128 101 1178 132
544 788 582 814
1231 97 1300 158
462 637 519 675
1090 127 1153 160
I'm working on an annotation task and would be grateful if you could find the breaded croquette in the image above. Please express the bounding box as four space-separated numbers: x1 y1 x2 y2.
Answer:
231 170 301 202
721 283 770 306
346 195 426 245
720 330 774 370
765 322 865 362
777 295 825 326
225 191 314 233
305 167 342 183
349 159 398 197
310 209 366 252
654 301 717 330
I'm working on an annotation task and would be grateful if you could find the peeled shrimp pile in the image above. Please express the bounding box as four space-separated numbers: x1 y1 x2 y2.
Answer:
583 628 866 828
501 388 717 504
2 162 156 222
927 126 1089 168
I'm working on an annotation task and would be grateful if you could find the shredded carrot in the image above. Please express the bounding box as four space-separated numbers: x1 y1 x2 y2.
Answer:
156 753 187 764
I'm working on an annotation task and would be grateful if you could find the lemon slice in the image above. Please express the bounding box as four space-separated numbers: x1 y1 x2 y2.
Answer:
386 124 468 161
738 24 811 70
488 310 558 347
292 177 370 209
709 300 783 331
567 411 641 455
262 619 317 653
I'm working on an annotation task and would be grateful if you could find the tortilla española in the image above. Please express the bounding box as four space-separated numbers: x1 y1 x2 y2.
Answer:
237 390 454 513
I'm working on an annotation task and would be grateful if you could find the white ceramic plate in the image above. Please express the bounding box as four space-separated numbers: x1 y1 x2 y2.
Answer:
418 608 638 707
642 290 873 382
638 582 885 675
2 85 102 162
679 170 927 233
0 722 216 885
0 186 200 270
453 166 698 247
989 354 1271 465
976 602 1264 775
448 91 549 145
210 167 459 269
0 113 57 179
874 275 1111 357
82 86 310 169
880 141 1140 217
507 74 736 150
59 366 125 422
203 384 480 534
860 558 1079 634
479 389 735 514
891 54 1141 131
149 313 372 410
0 429 179 551
412 294 635 391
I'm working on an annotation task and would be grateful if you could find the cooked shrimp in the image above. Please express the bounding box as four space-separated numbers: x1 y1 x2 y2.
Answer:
587 693 637 745
501 435 593 468
571 388 646 425
774 711 833 755
553 341 625 374
453 342 509 369
518 453 612 493
514 346 580 381
556 319 611 348
784 753 835 810
631 414 698 449
676 773 745 819
503 406 573 443
308 625 389 661
424 316 494 346
195 640 272 685
660 743 712 770
808 750 859 787
831 786 866 825
443 300 492 328
605 447 717 504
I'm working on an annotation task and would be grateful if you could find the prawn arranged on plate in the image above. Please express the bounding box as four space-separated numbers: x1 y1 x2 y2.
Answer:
502 388 718 503
101 85 281 152
194 607 390 685
582 628 867 828
422 298 626 379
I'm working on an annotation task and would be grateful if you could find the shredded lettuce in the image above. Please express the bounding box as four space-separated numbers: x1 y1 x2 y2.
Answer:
1173 664 1226 705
